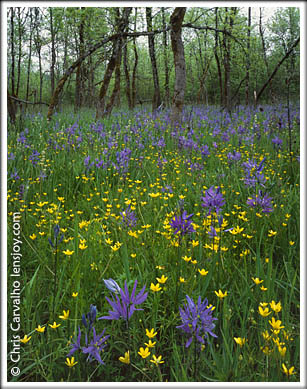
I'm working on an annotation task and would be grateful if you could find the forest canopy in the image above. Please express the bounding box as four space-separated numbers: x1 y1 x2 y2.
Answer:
7 6 300 122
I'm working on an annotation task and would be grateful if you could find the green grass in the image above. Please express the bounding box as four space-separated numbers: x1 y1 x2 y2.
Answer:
7 104 300 382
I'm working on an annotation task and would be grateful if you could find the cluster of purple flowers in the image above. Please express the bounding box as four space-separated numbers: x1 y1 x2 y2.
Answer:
177 295 217 348
227 150 241 163
201 186 225 215
29 150 40 166
99 279 148 322
271 136 283 148
242 158 266 187
169 211 195 236
120 205 137 229
246 190 274 213
68 305 110 365
114 148 131 175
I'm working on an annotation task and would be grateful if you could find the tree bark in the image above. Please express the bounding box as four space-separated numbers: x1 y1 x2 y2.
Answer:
131 8 138 108
7 90 16 124
245 7 251 105
49 8 56 95
162 7 170 107
214 8 223 106
256 37 300 104
34 8 43 102
170 7 186 127
95 7 131 120
146 8 162 111
26 9 33 102
104 47 122 116
123 37 132 109
10 8 15 96
75 7 85 111
16 7 23 97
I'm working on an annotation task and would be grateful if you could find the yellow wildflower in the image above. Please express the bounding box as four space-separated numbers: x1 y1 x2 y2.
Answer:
156 275 168 284
269 300 282 313
65 357 78 367
198 268 209 276
49 321 61 329
59 310 70 320
35 325 45 333
150 355 164 366
258 306 271 317
63 249 74 256
138 347 150 359
20 335 31 344
234 337 247 347
150 283 162 292
252 277 263 285
119 351 130 364
79 243 88 250
282 363 295 376
144 339 156 348
146 328 157 338
215 289 227 299
269 317 284 331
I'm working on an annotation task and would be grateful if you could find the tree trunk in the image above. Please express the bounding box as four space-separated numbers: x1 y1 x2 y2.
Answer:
104 47 122 116
259 8 272 101
16 7 23 97
146 8 162 111
123 37 132 109
223 7 236 112
10 8 15 96
26 9 33 102
170 7 186 127
214 8 223 106
131 8 138 108
256 37 300 104
95 7 131 120
245 7 251 105
34 8 43 102
7 90 16 124
75 7 85 111
50 8 56 95
162 7 170 107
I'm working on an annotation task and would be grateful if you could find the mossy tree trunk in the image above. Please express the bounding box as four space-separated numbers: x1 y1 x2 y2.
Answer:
170 7 186 127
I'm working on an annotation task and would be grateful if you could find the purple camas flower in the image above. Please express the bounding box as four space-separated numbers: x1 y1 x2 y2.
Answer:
246 190 273 214
120 205 137 229
10 169 20 180
103 278 121 294
99 280 148 322
169 211 195 236
82 327 110 365
29 150 40 165
242 158 266 187
177 295 217 348
201 186 225 215
67 326 110 365
271 136 283 148
227 150 241 163
82 304 97 332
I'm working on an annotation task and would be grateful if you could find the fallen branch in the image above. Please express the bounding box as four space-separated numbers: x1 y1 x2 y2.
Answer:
10 96 49 106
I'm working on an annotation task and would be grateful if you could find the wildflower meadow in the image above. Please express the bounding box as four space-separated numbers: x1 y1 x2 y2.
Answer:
7 103 300 382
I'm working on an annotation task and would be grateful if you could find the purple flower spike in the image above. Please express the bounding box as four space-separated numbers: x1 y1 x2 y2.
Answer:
99 280 147 322
177 295 217 348
201 186 225 215
169 211 195 236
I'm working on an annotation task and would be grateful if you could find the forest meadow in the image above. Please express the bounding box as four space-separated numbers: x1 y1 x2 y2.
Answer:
5 4 301 384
